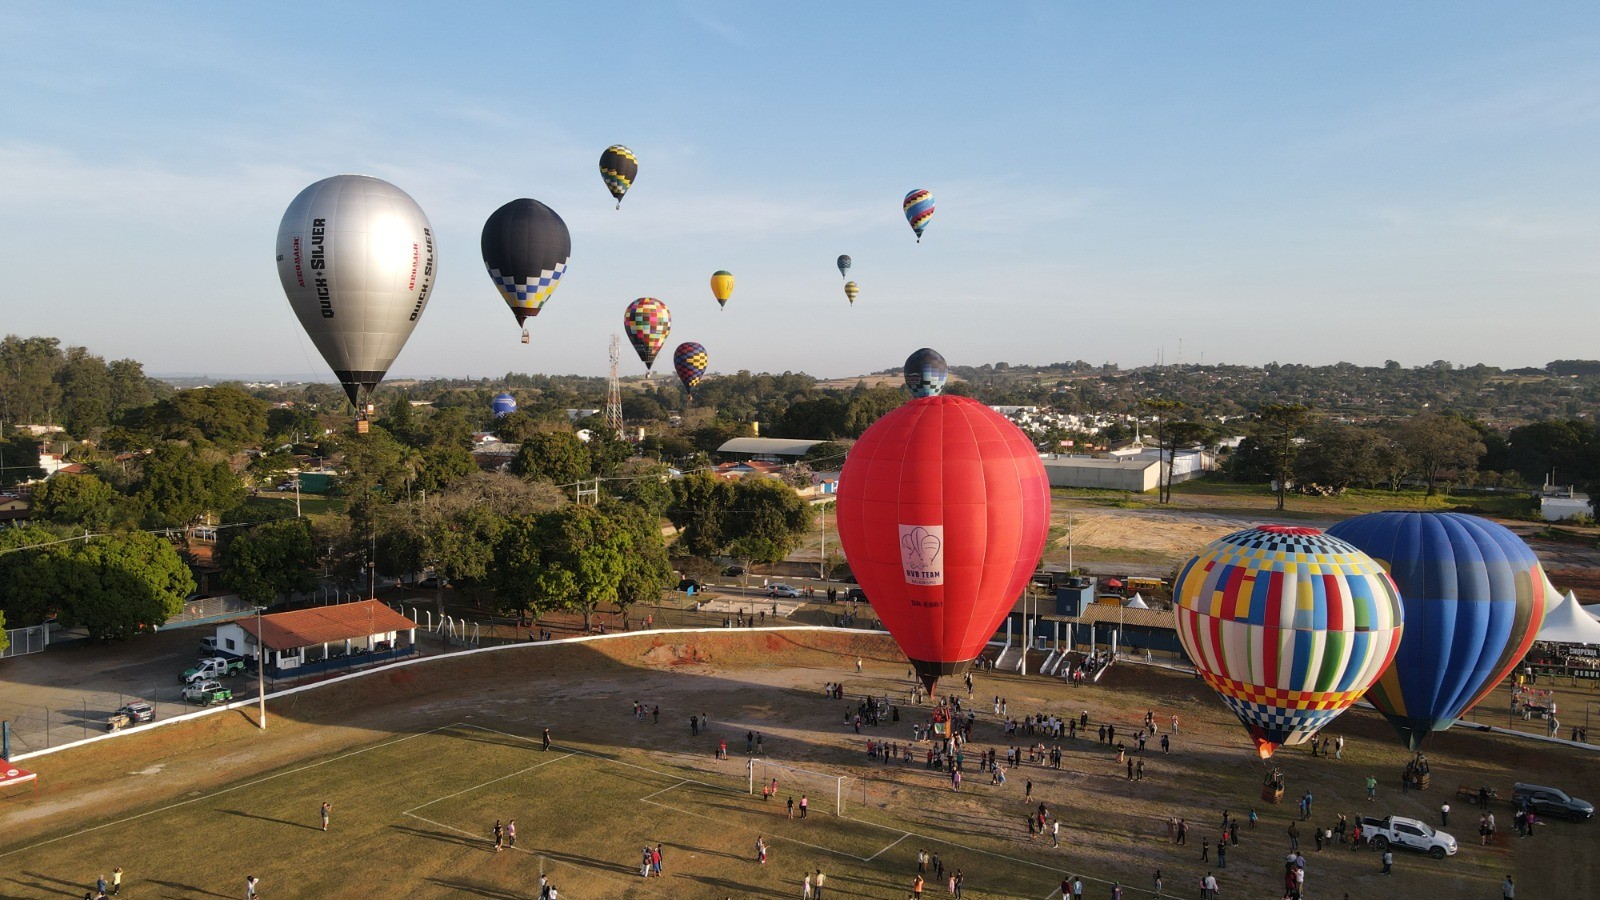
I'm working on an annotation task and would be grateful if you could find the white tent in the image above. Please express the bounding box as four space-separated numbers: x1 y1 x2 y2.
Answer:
1583 604 1600 622
1124 593 1150 610
1536 591 1600 645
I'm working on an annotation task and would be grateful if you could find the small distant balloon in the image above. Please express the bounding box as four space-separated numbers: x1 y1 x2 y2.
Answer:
844 281 859 306
710 270 735 310
491 393 517 418
624 297 671 373
599 145 638 209
904 348 948 398
903 189 934 242
673 342 709 398
837 255 851 279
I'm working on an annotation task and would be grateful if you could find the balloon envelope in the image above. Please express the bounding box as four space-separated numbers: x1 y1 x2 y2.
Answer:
673 342 708 397
1326 511 1551 750
844 281 859 306
276 175 437 409
481 199 571 330
1173 525 1405 758
491 393 517 418
710 270 734 309
903 189 935 241
624 298 672 371
835 394 1050 693
599 145 638 207
904 348 948 398
837 255 852 278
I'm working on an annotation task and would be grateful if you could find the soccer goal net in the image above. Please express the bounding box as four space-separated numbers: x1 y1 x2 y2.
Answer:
751 760 850 816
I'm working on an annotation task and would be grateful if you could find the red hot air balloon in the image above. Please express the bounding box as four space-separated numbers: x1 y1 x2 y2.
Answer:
835 394 1050 693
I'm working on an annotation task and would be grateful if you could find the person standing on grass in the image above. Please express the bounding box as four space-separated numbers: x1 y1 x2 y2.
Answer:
800 794 809 818
814 868 826 899
912 874 924 899
653 844 663 875
1152 869 1162 896
1071 875 1084 898
1052 818 1061 848
245 875 260 900
788 796 796 817
802 871 814 899
320 801 331 831
110 868 122 896
96 876 107 898
542 727 551 751
507 819 518 849
493 820 504 852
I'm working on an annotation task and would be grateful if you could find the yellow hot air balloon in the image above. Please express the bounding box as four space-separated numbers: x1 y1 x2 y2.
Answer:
844 281 859 306
710 270 734 310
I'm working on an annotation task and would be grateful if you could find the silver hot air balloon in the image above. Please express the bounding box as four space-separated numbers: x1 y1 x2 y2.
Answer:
276 175 437 426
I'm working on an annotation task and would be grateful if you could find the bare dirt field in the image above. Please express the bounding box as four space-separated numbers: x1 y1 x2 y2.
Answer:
2 630 1594 899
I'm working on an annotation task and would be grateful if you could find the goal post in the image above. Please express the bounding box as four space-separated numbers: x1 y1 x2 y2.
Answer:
750 759 850 816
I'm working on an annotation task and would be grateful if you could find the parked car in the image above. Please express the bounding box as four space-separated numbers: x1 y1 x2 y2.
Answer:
1358 815 1458 858
182 680 234 705
846 587 869 602
722 565 745 577
677 578 703 593
183 657 246 683
1513 783 1595 821
107 700 155 732
769 584 802 598
199 636 220 656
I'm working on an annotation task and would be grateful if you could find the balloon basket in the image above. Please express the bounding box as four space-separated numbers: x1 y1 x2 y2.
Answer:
1261 784 1285 804
521 330 530 344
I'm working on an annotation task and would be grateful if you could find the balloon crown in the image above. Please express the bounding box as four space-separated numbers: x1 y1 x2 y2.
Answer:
1256 525 1321 536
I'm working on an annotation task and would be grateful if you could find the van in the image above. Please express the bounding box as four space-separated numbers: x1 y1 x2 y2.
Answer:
1513 783 1595 820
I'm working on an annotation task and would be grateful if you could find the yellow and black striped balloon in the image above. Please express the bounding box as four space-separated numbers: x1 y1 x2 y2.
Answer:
599 145 638 209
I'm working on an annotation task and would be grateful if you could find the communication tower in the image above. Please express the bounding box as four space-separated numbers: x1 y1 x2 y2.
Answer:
605 334 625 440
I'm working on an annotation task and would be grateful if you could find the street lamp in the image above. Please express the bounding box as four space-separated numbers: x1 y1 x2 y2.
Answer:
254 606 268 731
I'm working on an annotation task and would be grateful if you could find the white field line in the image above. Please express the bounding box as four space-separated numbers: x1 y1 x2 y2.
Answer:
863 831 910 861
0 724 453 860
402 751 575 815
638 779 691 803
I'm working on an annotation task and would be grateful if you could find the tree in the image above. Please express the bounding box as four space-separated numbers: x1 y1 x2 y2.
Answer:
1141 399 1185 503
666 473 735 557
0 433 43 488
3 531 193 640
801 440 852 468
0 607 7 655
510 431 591 486
1161 420 1217 501
1391 414 1486 496
266 404 323 445
121 385 269 450
1295 423 1388 492
609 501 674 615
56 346 113 435
1253 404 1312 510
493 505 632 630
611 459 675 518
31 471 122 530
221 518 318 605
725 478 814 563
137 444 247 527
0 335 63 425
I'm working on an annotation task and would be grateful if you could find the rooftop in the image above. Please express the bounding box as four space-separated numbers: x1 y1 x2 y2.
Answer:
240 600 417 651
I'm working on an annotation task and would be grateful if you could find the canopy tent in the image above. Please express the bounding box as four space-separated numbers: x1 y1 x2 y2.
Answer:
1536 591 1600 645
1124 593 1150 610
1583 604 1600 622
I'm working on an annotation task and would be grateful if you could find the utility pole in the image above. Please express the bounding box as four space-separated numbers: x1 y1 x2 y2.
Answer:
819 501 827 580
255 606 268 731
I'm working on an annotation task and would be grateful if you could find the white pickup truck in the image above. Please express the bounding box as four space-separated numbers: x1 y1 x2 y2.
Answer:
183 656 245 683
1359 815 1458 858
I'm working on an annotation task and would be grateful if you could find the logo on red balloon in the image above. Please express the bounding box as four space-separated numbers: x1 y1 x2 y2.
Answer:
898 525 944 585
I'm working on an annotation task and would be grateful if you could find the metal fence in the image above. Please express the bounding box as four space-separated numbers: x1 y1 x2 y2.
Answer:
1 623 49 659
0 693 195 757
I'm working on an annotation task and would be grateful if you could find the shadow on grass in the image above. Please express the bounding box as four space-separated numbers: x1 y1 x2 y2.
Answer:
390 822 488 851
13 872 82 896
148 878 234 898
538 847 649 878
422 877 522 898
219 808 317 831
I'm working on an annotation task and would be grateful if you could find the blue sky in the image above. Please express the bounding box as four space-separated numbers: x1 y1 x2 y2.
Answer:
3 3 1598 381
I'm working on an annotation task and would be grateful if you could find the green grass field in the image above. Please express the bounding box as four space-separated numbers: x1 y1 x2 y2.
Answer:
5 721 1093 899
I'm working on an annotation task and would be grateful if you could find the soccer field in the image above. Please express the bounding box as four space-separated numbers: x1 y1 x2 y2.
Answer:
4 720 1086 899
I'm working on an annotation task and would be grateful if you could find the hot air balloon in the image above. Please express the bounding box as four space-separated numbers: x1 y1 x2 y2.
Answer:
624 297 671 374
481 199 572 344
276 175 437 430
491 393 518 418
710 271 735 310
599 145 638 209
904 348 948 398
844 281 860 306
1173 525 1405 759
1326 511 1551 750
837 255 851 279
903 189 934 242
673 342 708 398
835 394 1050 693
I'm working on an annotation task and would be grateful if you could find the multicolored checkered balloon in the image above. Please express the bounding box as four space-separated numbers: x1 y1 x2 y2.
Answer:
1173 525 1405 758
624 298 670 371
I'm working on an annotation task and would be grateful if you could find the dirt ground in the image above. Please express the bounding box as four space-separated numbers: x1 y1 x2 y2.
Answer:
3 630 1595 899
